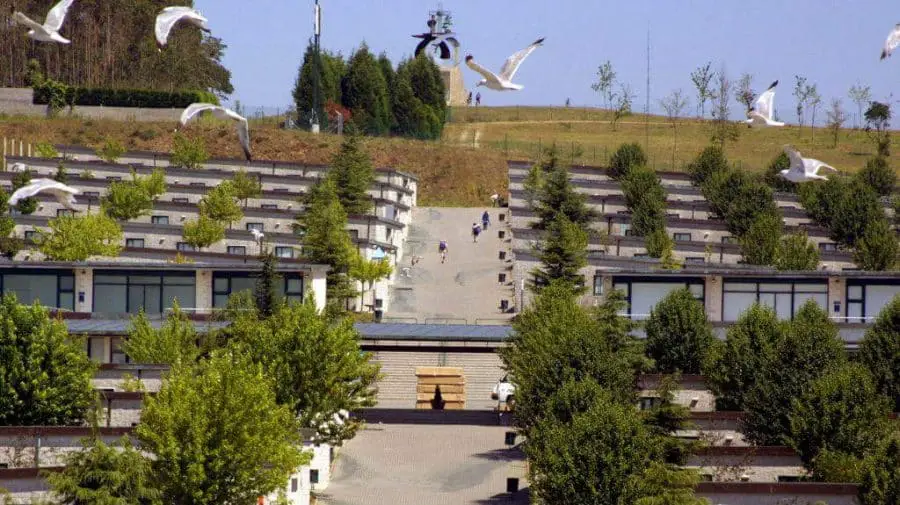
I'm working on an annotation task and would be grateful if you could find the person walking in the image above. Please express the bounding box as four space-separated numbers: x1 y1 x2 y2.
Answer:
467 91 473 106
482 210 490 231
475 92 481 106
438 240 448 263
472 222 481 243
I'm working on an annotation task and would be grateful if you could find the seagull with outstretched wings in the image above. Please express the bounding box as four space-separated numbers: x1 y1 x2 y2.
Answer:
12 0 76 44
746 80 785 127
465 38 544 91
178 103 251 161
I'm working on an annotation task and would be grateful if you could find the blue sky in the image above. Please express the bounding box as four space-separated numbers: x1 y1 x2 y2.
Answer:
197 0 900 122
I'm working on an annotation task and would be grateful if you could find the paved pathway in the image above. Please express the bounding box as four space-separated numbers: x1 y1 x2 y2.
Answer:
318 423 527 505
387 207 514 324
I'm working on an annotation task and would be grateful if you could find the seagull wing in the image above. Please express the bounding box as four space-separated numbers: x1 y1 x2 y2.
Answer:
883 23 900 60
498 37 544 82
12 12 45 33
10 179 79 207
43 0 75 32
465 55 501 85
211 107 252 161
809 159 838 175
155 7 208 47
754 80 778 119
783 146 805 173
179 102 220 126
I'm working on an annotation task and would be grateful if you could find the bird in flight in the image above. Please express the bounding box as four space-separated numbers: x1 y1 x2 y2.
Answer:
155 6 210 48
881 23 900 60
465 38 545 91
178 103 252 161
780 146 838 183
11 0 76 44
746 80 785 128
10 179 81 210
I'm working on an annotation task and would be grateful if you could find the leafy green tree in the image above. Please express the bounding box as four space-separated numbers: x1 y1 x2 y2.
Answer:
532 151 594 229
182 215 225 251
231 169 262 208
531 213 588 294
140 169 167 201
96 139 126 164
328 133 375 215
742 300 846 446
295 179 356 307
622 165 667 237
228 301 381 444
704 304 784 411
859 295 900 411
646 227 675 260
53 161 68 184
199 181 243 225
702 169 750 220
853 219 898 271
46 436 160 505
798 176 845 231
34 141 58 158
859 433 900 505
763 151 797 193
739 212 782 266
724 181 779 237
254 252 281 318
687 145 728 186
830 180 884 247
349 255 393 312
38 213 123 261
500 281 640 431
632 464 709 505
856 156 896 196
11 169 36 215
609 142 648 180
645 288 715 374
787 363 890 468
0 295 95 425
124 303 207 367
170 133 208 169
864 100 892 157
341 43 391 135
776 232 820 270
137 351 307 505
103 180 152 221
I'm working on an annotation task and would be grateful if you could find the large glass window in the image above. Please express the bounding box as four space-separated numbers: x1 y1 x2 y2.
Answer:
847 282 900 322
0 271 75 310
612 278 704 320
723 280 827 321
93 272 195 314
212 272 304 308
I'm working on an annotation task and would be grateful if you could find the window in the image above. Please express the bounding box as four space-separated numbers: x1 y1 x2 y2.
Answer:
189 182 206 187
151 215 169 225
213 272 303 308
24 230 36 241
172 197 189 204
593 275 605 296
673 232 691 242
126 238 145 248
721 236 738 245
273 187 289 193
310 469 319 484
93 272 195 314
685 257 705 264
83 191 100 198
291 478 298 493
612 278 704 319
176 242 196 252
246 223 264 232
847 282 900 321
105 176 121 181
0 270 75 310
722 280 827 321
57 209 74 217
624 228 636 237
227 246 247 256
819 242 838 252
633 253 649 258
275 246 294 258
638 397 661 411
261 204 278 210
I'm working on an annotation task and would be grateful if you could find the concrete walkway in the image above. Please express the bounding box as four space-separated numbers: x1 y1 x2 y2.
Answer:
387 207 514 324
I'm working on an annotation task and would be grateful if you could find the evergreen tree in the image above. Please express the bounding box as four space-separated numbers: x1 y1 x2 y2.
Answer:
522 159 546 210
742 300 846 446
342 44 391 135
0 294 96 425
322 51 346 105
687 145 729 186
859 294 900 411
406 53 447 138
377 52 396 131
622 165 667 237
609 142 648 180
328 133 375 215
293 40 327 129
856 156 896 197
530 213 588 293
295 179 356 308
11 169 36 215
739 212 782 266
390 64 423 137
644 288 715 374
776 232 820 271
532 150 594 229
254 252 281 318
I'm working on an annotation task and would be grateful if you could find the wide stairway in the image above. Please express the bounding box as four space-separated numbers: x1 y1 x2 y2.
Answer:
386 207 515 325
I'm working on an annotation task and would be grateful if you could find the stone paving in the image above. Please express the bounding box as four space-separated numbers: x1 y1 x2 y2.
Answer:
317 422 527 505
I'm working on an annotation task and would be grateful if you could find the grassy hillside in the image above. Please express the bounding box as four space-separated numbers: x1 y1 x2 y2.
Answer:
0 106 896 207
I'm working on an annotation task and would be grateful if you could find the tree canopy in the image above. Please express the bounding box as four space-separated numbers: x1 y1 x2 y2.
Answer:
859 294 900 411
328 133 375 215
38 213 123 261
644 288 715 374
341 44 392 135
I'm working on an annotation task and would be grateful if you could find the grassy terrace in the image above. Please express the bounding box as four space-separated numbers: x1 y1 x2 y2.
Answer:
0 106 896 206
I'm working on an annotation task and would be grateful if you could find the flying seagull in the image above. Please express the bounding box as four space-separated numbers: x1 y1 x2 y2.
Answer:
178 103 251 161
249 228 264 243
746 80 784 127
465 38 545 91
12 0 76 44
882 23 900 60
781 146 838 183
9 179 80 210
155 6 209 48
413 32 460 61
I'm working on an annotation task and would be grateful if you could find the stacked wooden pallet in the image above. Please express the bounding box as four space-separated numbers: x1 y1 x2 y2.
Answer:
416 366 466 410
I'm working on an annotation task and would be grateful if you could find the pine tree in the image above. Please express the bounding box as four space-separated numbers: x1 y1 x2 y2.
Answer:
531 213 588 293
293 40 327 129
532 149 594 229
377 52 397 131
254 252 281 318
390 64 423 137
342 43 391 135
406 53 447 139
328 133 375 215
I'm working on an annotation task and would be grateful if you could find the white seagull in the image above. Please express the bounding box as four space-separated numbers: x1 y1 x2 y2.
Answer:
12 0 76 44
249 228 264 243
155 6 210 48
746 80 784 127
882 23 900 60
781 146 838 183
178 103 251 161
9 179 80 210
465 38 544 91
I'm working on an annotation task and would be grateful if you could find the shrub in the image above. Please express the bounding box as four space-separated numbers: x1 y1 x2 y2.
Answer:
776 232 820 271
170 134 208 169
621 166 666 236
763 151 797 193
96 139 126 164
856 156 896 197
687 145 728 186
34 141 58 158
609 142 647 180
645 227 673 259
33 83 218 108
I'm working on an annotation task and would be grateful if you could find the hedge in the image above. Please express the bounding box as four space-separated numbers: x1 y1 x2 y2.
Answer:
33 83 218 108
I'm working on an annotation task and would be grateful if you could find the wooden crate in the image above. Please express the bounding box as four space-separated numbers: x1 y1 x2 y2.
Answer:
415 366 465 377
415 366 466 409
417 384 466 394
416 376 466 386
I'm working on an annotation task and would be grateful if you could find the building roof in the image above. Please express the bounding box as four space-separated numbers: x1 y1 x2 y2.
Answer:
354 323 513 341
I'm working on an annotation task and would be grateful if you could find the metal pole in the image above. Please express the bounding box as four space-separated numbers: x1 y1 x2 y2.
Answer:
310 0 322 134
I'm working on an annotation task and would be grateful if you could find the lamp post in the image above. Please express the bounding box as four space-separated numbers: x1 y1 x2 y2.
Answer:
310 0 322 134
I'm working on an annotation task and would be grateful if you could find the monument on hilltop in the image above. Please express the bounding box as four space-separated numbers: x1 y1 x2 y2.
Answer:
411 6 468 106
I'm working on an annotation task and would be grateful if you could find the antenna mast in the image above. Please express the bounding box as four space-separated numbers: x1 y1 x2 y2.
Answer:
645 26 651 150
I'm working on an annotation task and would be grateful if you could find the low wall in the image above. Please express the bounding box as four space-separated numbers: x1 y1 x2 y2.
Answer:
0 88 181 121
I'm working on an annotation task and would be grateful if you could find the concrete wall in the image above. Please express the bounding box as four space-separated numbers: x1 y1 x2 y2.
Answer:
696 483 860 505
687 450 805 482
638 375 716 412
0 88 181 121
93 365 165 392
0 429 129 468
